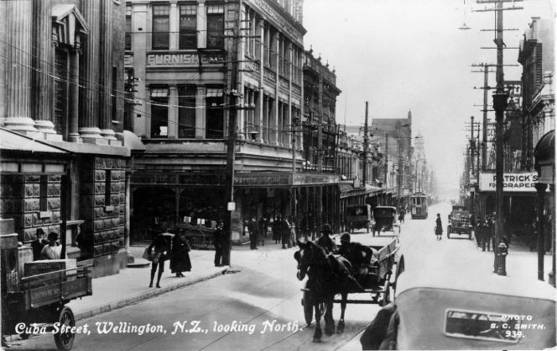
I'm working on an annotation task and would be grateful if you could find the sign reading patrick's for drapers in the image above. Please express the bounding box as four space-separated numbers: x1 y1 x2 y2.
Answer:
479 172 544 192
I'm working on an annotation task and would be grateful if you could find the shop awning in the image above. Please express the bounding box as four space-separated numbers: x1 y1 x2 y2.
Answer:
534 130 554 184
340 183 384 199
534 130 554 165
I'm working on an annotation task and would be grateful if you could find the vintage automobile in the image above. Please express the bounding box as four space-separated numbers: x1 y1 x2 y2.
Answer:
372 206 400 235
447 206 473 239
360 264 556 350
345 204 373 233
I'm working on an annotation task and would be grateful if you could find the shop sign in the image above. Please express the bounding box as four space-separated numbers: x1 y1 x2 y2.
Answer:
479 172 542 192
146 52 225 67
293 173 338 185
234 173 291 186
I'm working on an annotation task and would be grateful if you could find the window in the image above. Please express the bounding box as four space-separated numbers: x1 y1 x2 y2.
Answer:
54 48 69 139
125 5 132 50
40 175 48 211
179 5 197 49
178 85 196 138
206 5 224 49
150 87 169 137
105 170 112 206
152 5 169 50
206 87 224 138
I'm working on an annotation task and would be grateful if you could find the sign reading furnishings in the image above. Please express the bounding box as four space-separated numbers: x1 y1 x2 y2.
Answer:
479 172 543 192
146 52 225 67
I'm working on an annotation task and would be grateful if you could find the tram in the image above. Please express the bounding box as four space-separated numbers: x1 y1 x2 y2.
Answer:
410 192 428 219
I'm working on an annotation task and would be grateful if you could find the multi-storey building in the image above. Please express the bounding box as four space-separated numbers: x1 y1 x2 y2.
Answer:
125 0 347 242
371 111 413 206
519 17 555 170
0 0 138 276
302 49 340 173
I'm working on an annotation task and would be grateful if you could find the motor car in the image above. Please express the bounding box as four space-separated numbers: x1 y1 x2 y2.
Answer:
372 206 400 235
447 206 473 239
360 263 556 350
346 204 373 233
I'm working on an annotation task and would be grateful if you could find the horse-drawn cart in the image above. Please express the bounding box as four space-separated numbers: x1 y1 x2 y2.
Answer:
295 233 404 341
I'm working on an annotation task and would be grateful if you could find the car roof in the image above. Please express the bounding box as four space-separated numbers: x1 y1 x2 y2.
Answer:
395 261 556 301
374 206 397 210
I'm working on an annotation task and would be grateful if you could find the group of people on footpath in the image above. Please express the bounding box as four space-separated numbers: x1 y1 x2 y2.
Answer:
145 231 192 288
246 216 294 250
474 215 496 251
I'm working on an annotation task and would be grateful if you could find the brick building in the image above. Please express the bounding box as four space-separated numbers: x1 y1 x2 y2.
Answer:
0 0 139 277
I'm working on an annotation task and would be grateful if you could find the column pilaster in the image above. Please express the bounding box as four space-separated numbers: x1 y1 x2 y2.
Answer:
195 86 206 138
80 0 102 136
169 2 179 50
168 85 179 138
32 0 54 123
197 1 207 48
3 0 40 138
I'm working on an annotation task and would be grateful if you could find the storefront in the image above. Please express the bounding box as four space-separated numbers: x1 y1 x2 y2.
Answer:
478 172 544 244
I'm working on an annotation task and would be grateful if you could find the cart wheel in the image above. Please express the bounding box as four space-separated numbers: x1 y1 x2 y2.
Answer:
302 291 313 326
54 307 75 351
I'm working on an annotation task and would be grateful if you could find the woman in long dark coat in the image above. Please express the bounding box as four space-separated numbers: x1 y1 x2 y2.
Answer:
170 233 192 277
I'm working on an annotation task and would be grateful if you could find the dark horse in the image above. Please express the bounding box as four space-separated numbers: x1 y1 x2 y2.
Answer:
294 240 364 342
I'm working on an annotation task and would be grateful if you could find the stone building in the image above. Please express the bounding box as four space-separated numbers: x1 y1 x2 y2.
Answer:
124 0 338 243
0 0 138 277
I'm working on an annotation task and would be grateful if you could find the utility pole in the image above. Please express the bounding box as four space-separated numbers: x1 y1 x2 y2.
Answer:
362 101 369 186
222 0 243 266
474 0 522 275
384 133 389 185
481 65 489 171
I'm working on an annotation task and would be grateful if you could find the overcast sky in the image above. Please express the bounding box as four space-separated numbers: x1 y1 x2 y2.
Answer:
303 0 554 196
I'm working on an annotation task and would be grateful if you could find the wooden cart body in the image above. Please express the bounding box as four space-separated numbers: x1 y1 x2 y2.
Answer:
4 266 92 350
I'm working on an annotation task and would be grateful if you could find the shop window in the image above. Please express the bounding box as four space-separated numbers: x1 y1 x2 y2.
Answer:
179 5 197 49
206 5 224 49
178 85 196 138
206 88 224 138
105 170 111 206
125 5 132 50
39 175 48 211
150 87 169 137
152 5 170 50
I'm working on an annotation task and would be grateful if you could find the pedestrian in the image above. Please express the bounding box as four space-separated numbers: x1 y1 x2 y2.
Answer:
281 217 291 249
435 213 443 240
258 216 267 246
147 232 169 288
248 217 258 250
40 232 62 260
398 209 405 224
31 228 47 260
316 224 336 253
170 232 191 277
213 221 225 266
272 216 281 244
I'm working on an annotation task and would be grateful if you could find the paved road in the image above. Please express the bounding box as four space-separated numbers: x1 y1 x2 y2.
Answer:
10 203 453 351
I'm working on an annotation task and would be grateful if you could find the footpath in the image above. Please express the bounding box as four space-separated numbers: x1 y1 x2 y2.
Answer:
67 246 229 321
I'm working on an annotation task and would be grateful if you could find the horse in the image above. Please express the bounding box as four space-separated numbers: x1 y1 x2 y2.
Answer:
294 240 364 342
